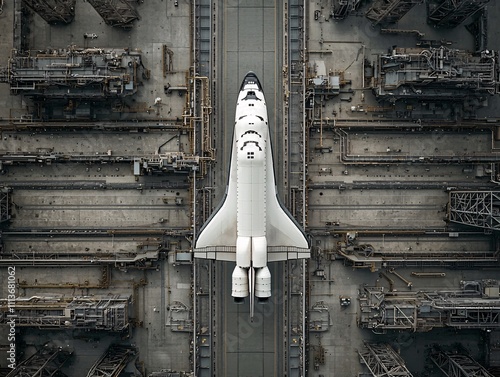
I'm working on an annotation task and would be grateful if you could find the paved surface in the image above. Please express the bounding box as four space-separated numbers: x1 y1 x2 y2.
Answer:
213 1 285 376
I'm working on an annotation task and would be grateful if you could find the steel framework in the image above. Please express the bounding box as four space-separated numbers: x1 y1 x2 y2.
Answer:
365 0 422 25
431 350 494 377
86 345 136 377
358 343 414 376
22 0 75 24
5 344 73 377
87 0 139 27
427 0 489 28
448 191 500 231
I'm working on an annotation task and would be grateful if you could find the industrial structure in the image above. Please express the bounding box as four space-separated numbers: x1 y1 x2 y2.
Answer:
0 47 145 98
0 295 131 331
373 47 498 104
358 281 500 332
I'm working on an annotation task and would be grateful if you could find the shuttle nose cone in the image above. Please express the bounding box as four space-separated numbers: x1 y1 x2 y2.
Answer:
240 71 263 91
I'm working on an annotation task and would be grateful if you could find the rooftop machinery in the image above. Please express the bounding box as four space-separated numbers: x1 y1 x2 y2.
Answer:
0 294 131 331
0 47 145 99
358 280 500 332
373 47 498 102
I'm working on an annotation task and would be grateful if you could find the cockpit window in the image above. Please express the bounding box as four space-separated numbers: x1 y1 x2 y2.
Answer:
241 130 262 138
242 91 261 101
240 141 262 151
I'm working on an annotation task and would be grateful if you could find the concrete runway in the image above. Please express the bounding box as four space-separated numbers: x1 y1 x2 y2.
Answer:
216 261 284 377
214 0 285 375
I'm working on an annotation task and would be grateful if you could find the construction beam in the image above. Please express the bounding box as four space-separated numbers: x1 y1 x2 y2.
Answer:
0 295 131 331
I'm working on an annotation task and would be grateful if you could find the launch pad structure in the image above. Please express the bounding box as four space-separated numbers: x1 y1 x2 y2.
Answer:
0 0 500 376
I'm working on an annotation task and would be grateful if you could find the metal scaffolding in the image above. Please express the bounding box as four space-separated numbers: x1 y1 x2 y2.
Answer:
427 0 489 28
374 47 498 102
0 187 10 224
5 344 73 377
358 282 500 332
1 47 145 98
358 343 414 377
22 0 75 24
365 0 422 26
448 191 500 231
0 295 130 331
86 345 136 377
431 349 494 377
87 0 139 28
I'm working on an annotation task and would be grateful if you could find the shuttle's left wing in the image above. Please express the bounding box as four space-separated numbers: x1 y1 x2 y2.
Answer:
194 136 239 263
193 186 237 262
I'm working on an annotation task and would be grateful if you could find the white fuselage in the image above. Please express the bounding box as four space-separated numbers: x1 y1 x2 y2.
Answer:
233 77 271 299
235 81 268 268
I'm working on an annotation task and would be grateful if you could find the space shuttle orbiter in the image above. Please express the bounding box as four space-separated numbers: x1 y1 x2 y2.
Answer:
194 72 310 319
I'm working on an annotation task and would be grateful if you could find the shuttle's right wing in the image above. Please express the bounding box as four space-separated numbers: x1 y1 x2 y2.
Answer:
266 189 310 262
